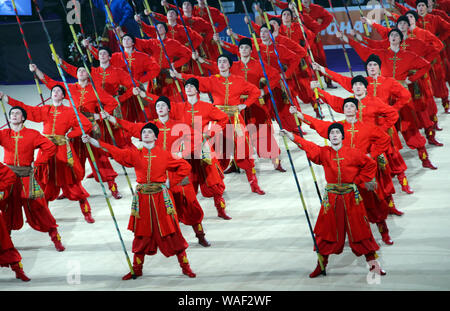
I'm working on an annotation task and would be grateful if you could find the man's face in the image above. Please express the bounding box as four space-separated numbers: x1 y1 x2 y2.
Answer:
343 102 357 117
302 0 311 7
389 31 402 45
77 67 89 81
167 10 178 23
98 49 111 63
239 44 252 58
9 109 24 125
155 101 170 117
417 3 427 15
281 11 292 24
197 0 206 8
397 21 409 32
183 2 193 15
217 57 230 72
352 82 367 96
157 24 167 37
366 61 380 76
121 36 134 48
185 83 198 97
260 27 271 41
141 128 156 143
329 128 343 145
406 13 416 27
51 86 65 102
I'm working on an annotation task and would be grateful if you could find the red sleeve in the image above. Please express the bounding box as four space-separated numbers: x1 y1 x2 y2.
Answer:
171 41 192 69
324 68 353 92
60 58 78 78
353 151 377 186
292 134 323 165
362 36 389 49
139 55 161 83
116 118 146 139
99 141 138 167
68 110 93 138
408 54 431 82
7 97 45 123
372 22 390 38
394 2 410 15
141 20 157 37
317 88 344 113
166 152 191 186
240 77 262 107
210 7 227 33
368 125 391 158
221 40 240 57
0 162 17 192
274 0 289 9
88 45 99 60
302 14 322 34
374 99 399 131
348 37 379 64
302 114 333 139
33 133 57 165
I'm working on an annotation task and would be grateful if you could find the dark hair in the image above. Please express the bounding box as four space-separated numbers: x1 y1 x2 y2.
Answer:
343 97 359 111
238 38 253 49
396 15 411 27
405 10 419 22
416 0 428 7
185 77 200 92
155 96 171 111
388 28 404 42
51 85 66 98
217 54 233 67
328 122 345 139
140 122 159 139
98 46 113 57
351 75 368 88
121 33 136 44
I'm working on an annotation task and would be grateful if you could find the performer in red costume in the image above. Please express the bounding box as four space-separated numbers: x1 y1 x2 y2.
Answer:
82 122 196 280
0 88 95 224
172 78 232 220
102 93 212 246
170 54 267 195
208 36 286 173
280 122 386 278
291 98 397 245
85 33 161 122
29 63 123 200
0 106 64 252
0 162 30 281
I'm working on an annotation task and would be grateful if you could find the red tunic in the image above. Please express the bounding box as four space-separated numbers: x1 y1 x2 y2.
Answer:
99 142 190 237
